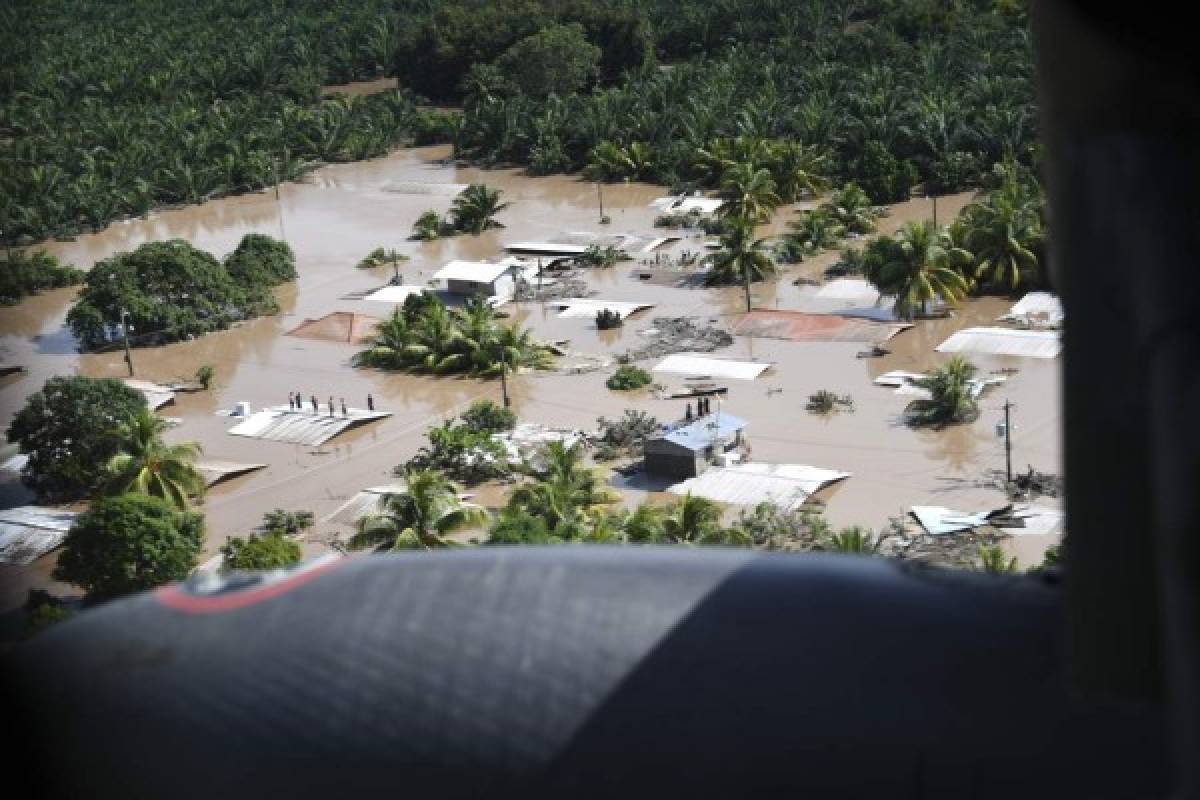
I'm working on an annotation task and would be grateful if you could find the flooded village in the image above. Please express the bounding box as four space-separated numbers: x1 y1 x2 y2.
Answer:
0 140 1062 614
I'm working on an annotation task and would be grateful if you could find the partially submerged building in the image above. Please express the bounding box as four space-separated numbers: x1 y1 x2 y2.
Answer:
431 257 526 300
643 413 747 480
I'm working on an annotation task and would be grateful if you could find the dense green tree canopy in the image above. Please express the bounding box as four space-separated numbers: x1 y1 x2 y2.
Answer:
54 494 205 600
494 23 601 99
7 375 147 501
0 251 84 305
221 532 302 571
66 236 290 349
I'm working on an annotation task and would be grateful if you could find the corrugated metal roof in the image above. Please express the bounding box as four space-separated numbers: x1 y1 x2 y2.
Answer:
656 413 747 451
325 484 406 527
936 327 1062 358
735 309 910 343
652 355 771 381
195 460 267 487
0 506 77 565
650 196 722 214
227 407 392 446
362 285 427 305
504 242 591 255
668 463 850 510
123 378 176 410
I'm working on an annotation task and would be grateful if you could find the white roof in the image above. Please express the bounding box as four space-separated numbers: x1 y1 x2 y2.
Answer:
228 406 392 446
652 354 771 381
911 505 992 535
650 196 723 215
668 463 851 511
362 285 426 304
548 299 655 319
432 257 524 284
195 460 267 487
936 327 1062 359
504 242 591 255
325 484 407 527
1 452 29 473
998 292 1064 329
911 504 1064 537
0 506 77 565
813 278 883 305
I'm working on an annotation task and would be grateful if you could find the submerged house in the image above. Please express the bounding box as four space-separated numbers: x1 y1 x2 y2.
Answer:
643 413 747 480
431 257 526 300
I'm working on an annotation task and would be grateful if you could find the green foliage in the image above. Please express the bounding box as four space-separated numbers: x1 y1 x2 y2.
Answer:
717 163 781 224
977 544 1018 574
411 210 447 241
354 295 553 377
0 250 84 305
23 590 74 638
350 468 488 551
783 208 847 260
460 399 517 433
1 1 448 245
850 141 920 204
578 244 624 268
221 532 302 571
594 409 658 459
54 494 204 600
864 220 972 319
67 237 289 350
825 526 881 554
449 184 510 234
494 23 601 99
731 502 831 551
958 161 1045 292
606 365 652 391
406 418 511 485
596 309 623 330
356 247 409 271
259 509 315 536
6 375 146 501
100 407 205 509
501 441 618 534
195 364 214 389
904 356 981 428
224 233 296 286
706 220 776 302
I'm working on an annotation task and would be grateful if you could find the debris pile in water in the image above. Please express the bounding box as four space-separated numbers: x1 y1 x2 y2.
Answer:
619 316 734 362
515 271 592 302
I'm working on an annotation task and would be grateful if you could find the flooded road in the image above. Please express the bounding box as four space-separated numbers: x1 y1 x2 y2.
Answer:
0 145 1061 606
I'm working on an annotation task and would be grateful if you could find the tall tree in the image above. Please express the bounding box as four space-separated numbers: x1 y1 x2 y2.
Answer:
706 219 776 310
450 183 510 234
717 162 781 224
865 220 972 320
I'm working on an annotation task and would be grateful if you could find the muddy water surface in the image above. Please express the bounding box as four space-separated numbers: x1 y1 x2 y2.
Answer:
0 146 1061 608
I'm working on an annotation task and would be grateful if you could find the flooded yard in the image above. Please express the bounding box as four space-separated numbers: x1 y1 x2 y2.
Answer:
0 145 1061 608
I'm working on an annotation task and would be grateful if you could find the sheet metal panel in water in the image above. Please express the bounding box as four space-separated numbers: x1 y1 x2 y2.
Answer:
0 506 77 566
653 354 771 381
228 407 392 446
936 327 1062 358
549 299 656 319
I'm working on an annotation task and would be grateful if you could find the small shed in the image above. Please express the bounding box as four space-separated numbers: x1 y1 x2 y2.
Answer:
432 258 525 299
644 413 747 480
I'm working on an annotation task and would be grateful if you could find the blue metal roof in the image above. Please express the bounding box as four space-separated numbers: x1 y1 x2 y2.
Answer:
660 413 747 451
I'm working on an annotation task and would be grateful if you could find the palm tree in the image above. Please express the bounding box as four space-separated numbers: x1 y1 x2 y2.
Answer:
821 182 881 234
961 179 1042 291
786 208 846 257
450 184 509 234
706 219 776 310
101 408 204 509
717 162 781 224
506 441 616 530
659 492 729 544
353 308 412 369
825 526 881 554
404 300 467 373
350 468 487 551
866 221 972 320
356 247 408 280
905 356 980 427
768 141 831 202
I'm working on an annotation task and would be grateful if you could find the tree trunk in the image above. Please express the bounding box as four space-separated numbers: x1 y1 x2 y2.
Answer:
743 269 752 312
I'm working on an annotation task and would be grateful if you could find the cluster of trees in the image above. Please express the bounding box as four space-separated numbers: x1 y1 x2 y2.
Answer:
410 184 510 240
903 356 982 428
862 163 1046 318
404 399 517 485
220 510 312 571
0 250 84 305
452 1 1036 196
354 294 553 377
0 0 454 245
67 234 295 350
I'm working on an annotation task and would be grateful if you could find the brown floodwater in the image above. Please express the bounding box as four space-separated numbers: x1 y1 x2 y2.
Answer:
0 146 1061 608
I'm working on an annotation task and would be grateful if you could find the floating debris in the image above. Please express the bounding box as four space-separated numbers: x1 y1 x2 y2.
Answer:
619 317 734 362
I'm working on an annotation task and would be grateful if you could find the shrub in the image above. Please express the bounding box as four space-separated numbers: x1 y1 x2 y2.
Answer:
606 365 652 390
223 233 296 286
195 364 214 389
460 399 517 433
806 390 854 413
54 494 204 600
596 308 623 329
221 532 302 571
0 250 84 305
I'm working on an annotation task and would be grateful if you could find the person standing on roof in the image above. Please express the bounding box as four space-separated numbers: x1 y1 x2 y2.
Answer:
367 394 375 412
328 396 335 417
310 395 318 414
340 398 347 417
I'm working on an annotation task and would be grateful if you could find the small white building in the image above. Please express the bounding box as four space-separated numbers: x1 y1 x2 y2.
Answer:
431 257 526 299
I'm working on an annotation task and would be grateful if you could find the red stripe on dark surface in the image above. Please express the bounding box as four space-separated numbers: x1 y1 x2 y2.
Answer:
155 557 347 614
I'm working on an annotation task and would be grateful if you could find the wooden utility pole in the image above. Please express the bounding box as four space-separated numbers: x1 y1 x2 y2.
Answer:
500 348 510 408
120 309 134 377
1003 399 1014 483
597 183 606 223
